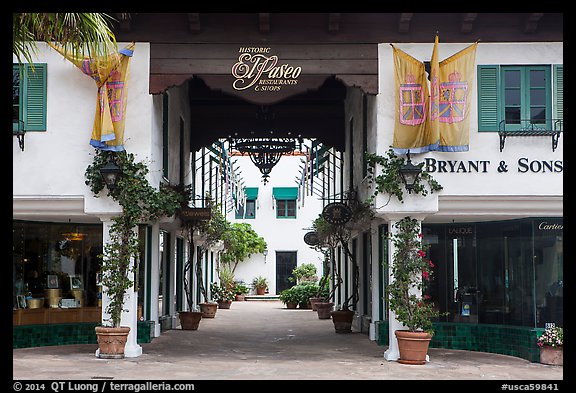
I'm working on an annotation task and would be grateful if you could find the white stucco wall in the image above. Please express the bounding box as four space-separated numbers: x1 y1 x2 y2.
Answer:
13 42 154 221
224 153 325 295
369 42 563 222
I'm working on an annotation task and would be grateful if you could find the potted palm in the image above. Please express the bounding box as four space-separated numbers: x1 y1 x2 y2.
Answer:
387 216 446 365
252 276 268 295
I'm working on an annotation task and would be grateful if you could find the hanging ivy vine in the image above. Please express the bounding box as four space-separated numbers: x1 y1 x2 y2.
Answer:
365 148 443 205
85 149 186 327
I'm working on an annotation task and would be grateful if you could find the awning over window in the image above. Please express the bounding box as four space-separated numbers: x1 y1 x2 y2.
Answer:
244 187 259 200
272 187 298 200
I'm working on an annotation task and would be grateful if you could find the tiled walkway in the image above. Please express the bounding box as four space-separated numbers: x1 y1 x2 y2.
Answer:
13 300 564 382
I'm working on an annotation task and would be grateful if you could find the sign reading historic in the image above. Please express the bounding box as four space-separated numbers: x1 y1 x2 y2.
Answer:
321 202 352 226
231 47 301 92
179 207 211 222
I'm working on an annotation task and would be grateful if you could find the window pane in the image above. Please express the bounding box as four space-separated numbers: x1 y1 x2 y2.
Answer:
505 89 521 106
287 200 296 217
245 200 256 218
13 68 20 122
530 89 545 106
504 70 520 88
530 70 546 87
531 107 546 123
505 107 521 124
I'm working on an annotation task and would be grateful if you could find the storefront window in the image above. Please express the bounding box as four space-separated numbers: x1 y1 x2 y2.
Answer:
13 220 103 311
423 217 562 328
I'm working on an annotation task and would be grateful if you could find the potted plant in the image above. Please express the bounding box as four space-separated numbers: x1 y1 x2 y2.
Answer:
278 287 299 309
233 281 250 301
537 325 563 366
85 150 184 357
210 282 235 309
386 216 447 365
252 276 268 295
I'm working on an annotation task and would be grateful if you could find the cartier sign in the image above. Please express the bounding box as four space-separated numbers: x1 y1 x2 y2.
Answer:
231 47 301 92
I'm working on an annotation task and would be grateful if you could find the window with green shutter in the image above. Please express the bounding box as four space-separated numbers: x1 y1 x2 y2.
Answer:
477 65 555 132
553 64 563 128
13 63 47 132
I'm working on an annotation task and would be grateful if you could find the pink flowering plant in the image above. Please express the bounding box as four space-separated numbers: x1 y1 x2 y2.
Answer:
386 216 447 334
537 326 563 348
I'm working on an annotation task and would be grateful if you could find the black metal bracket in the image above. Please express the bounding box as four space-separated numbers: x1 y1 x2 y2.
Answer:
14 131 25 151
499 130 561 152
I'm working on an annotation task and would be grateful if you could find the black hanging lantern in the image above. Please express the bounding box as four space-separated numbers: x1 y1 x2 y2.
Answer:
233 138 296 184
99 157 122 191
398 150 422 194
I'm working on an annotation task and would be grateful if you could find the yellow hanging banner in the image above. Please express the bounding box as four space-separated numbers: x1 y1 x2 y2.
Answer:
437 42 477 151
392 45 438 154
49 42 135 151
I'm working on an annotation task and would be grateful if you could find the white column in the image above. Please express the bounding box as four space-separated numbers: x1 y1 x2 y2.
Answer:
96 216 142 358
149 223 161 337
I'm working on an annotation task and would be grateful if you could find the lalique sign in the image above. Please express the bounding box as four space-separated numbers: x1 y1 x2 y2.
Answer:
231 47 301 92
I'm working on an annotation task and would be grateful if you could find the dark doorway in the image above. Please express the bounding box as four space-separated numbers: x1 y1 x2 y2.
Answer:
276 251 297 294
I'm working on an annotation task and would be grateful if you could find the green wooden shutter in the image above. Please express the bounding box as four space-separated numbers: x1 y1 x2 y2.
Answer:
23 63 47 131
477 65 500 131
553 64 563 122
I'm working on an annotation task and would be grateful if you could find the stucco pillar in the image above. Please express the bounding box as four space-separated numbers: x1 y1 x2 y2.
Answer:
97 216 142 358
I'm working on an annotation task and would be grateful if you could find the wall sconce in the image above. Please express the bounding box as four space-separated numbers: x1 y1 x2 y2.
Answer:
398 150 422 194
263 248 268 263
99 156 122 191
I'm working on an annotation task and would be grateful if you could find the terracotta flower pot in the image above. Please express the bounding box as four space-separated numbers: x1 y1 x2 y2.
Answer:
309 297 324 311
178 311 202 330
256 287 266 295
285 302 298 309
200 302 218 318
315 302 334 319
218 300 232 309
95 326 131 359
540 346 563 366
330 309 354 333
395 330 432 365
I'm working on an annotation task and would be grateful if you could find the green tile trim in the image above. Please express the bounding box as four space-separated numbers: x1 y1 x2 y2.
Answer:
13 321 155 349
376 321 543 362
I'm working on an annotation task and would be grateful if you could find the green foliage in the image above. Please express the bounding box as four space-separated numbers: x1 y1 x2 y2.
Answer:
233 281 250 296
386 217 447 334
365 148 443 204
220 222 267 273
278 286 300 305
218 265 235 291
210 282 235 302
85 149 185 327
13 13 117 65
290 263 318 284
293 283 321 306
251 275 268 290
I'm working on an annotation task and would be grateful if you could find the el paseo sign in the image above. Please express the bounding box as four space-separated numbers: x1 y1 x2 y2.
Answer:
179 207 211 222
231 47 301 92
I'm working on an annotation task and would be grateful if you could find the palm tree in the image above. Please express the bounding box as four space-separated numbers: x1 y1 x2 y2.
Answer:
13 13 117 64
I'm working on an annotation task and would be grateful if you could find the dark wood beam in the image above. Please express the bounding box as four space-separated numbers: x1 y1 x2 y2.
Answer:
259 13 270 33
399 13 413 33
328 13 341 33
461 13 478 33
525 13 544 33
188 13 201 33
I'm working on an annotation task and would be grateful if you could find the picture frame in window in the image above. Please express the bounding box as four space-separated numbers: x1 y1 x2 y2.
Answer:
17 295 27 309
47 274 59 289
69 275 83 290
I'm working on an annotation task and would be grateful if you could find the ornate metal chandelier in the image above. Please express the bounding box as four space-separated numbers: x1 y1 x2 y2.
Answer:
232 137 297 184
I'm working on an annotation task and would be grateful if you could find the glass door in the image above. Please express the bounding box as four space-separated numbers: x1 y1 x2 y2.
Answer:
447 225 478 323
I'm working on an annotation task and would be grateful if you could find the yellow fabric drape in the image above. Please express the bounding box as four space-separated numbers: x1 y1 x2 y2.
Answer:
428 35 440 147
437 42 478 151
392 45 439 154
48 42 135 151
